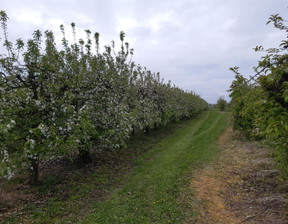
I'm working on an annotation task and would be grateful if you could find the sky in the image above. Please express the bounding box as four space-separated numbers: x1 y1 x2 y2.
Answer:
1 0 287 104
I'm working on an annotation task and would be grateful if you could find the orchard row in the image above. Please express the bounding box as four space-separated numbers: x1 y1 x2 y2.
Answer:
0 11 208 184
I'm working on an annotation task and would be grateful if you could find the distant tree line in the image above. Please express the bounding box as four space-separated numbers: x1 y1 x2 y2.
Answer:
215 96 229 112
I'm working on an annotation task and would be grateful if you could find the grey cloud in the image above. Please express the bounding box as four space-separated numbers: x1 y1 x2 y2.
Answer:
1 0 287 103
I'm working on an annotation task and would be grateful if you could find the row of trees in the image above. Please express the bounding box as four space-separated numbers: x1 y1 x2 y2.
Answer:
0 11 208 184
229 14 288 176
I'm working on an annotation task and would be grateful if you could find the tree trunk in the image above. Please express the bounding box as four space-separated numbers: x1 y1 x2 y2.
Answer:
145 126 150 135
29 158 39 185
132 125 136 136
79 149 92 165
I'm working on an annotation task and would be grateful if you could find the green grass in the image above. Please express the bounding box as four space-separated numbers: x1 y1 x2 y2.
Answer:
0 110 229 224
82 110 229 224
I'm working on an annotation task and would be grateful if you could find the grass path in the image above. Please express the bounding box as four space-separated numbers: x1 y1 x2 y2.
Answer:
82 110 229 223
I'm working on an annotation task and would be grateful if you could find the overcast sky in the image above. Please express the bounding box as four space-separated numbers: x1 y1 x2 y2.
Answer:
1 0 287 103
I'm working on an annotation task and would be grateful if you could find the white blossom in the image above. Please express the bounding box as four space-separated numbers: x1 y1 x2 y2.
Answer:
28 139 35 149
4 167 14 180
38 123 48 136
1 149 9 163
35 100 41 106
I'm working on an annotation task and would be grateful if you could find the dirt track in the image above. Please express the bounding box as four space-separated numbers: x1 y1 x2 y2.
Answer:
190 126 288 224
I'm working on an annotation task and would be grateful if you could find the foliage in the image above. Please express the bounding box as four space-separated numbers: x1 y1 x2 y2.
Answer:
215 96 228 111
0 11 209 184
229 13 288 176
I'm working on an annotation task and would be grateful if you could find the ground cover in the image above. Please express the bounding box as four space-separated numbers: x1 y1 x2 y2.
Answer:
1 110 229 223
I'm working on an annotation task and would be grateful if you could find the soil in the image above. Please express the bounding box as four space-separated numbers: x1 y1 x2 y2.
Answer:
190 126 288 224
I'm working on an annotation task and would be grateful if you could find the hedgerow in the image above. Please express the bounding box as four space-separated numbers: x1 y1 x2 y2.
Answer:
229 13 288 176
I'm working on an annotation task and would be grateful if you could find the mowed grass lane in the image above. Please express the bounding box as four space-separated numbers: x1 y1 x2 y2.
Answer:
82 110 229 224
